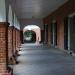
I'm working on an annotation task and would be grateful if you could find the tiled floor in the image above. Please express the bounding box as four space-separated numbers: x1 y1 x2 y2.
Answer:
13 43 75 75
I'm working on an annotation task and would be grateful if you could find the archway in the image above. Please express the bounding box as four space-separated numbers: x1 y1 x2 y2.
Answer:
23 25 41 43
24 30 36 43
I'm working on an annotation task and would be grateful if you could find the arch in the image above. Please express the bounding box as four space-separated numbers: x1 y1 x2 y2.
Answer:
24 30 36 43
23 25 41 43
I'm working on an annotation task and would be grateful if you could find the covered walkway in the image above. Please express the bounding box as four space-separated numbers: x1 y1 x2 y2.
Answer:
13 44 75 75
1 0 75 75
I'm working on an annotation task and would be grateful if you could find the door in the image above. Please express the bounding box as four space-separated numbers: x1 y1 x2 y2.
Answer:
51 22 57 46
64 17 68 50
54 22 57 46
70 16 75 52
44 24 48 44
51 23 53 45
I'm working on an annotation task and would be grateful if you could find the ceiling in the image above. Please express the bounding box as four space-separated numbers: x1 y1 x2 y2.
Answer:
10 0 68 19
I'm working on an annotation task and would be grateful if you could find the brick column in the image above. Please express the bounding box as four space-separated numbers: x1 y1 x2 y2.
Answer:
8 27 20 65
8 26 14 61
0 22 11 75
13 27 16 55
18 30 21 50
13 28 21 55
57 18 64 49
15 29 21 52
18 30 21 46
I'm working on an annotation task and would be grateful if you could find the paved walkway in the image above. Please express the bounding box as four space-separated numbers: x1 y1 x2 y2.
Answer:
13 43 75 75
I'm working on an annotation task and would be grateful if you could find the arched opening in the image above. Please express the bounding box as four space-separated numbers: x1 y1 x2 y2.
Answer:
23 25 41 43
24 30 36 43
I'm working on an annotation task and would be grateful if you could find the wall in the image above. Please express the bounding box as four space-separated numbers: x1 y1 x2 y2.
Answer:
43 0 75 49
14 13 20 30
8 5 13 26
20 19 44 43
20 19 43 30
23 28 41 43
0 0 6 22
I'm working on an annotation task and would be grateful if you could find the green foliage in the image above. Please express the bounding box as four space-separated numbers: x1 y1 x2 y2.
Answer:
24 30 32 37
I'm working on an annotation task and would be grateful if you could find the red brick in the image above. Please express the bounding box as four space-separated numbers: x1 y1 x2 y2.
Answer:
8 26 14 60
0 22 11 75
43 0 75 49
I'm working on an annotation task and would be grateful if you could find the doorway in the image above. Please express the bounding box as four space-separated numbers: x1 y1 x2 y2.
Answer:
23 25 41 43
51 21 57 47
54 22 57 46
44 24 48 44
24 30 36 43
64 17 68 50
69 16 75 52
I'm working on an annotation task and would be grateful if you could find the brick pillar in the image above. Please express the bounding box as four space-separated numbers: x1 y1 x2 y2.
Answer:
13 27 16 55
57 18 64 49
12 28 21 54
15 29 17 52
19 30 21 46
16 29 19 51
8 26 14 61
8 27 20 65
15 29 21 52
0 22 11 75
18 30 21 50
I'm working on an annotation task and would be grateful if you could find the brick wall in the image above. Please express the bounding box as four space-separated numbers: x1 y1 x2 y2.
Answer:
15 29 21 51
13 27 16 54
12 27 21 55
8 26 13 61
57 18 64 49
8 26 21 66
0 22 11 75
43 0 75 49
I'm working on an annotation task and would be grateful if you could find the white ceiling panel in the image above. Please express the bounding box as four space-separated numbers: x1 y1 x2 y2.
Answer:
10 0 68 19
